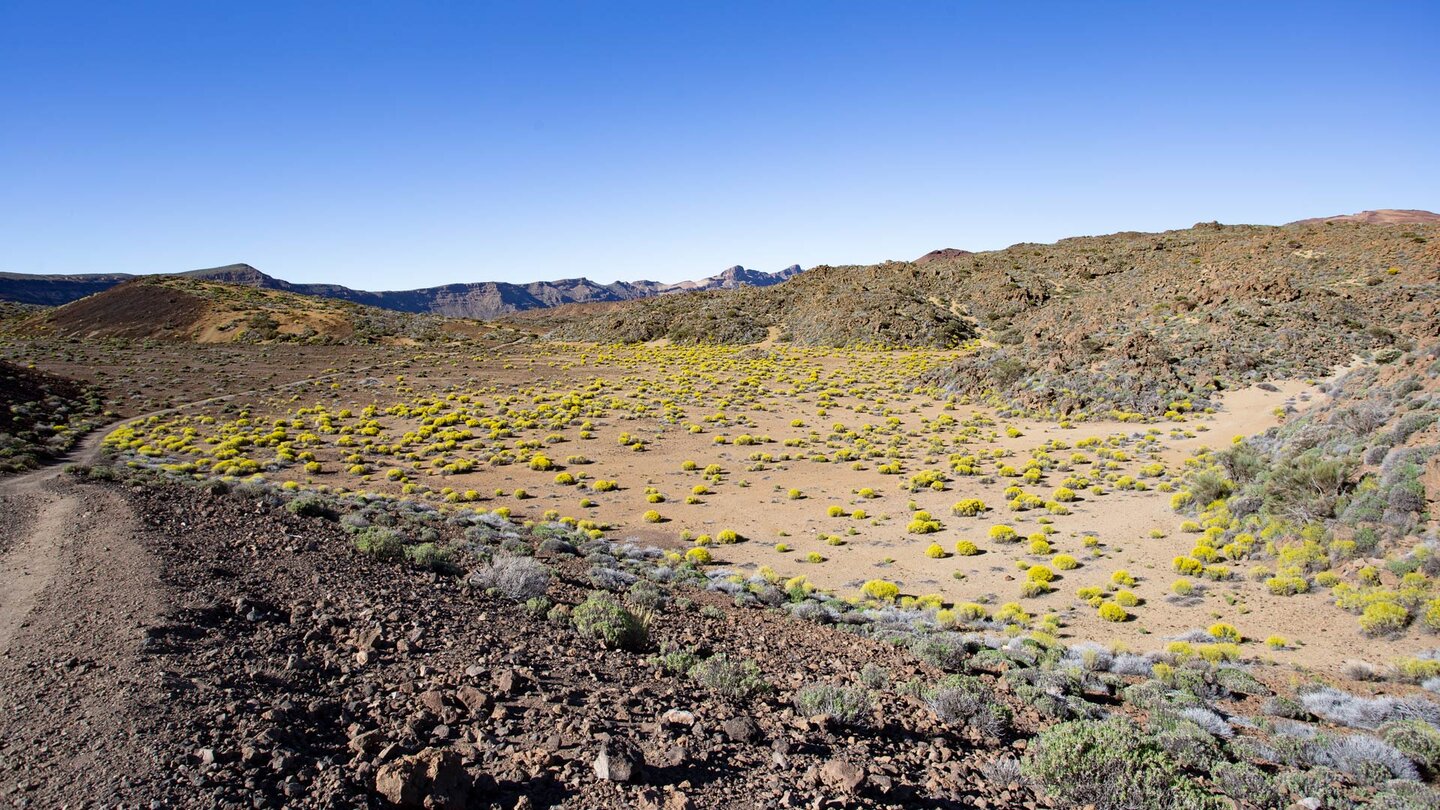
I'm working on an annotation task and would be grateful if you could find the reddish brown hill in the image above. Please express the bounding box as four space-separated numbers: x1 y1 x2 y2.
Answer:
12 277 497 345
1287 209 1440 226
38 280 210 340
913 248 973 265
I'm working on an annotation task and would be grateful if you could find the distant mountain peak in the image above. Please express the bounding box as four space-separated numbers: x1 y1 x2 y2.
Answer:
181 264 282 287
666 264 803 292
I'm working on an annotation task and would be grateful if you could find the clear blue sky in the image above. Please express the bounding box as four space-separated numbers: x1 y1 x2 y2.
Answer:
2 1 1436 288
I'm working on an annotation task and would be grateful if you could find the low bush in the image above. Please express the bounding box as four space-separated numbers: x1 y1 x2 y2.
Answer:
1359 601 1410 635
989 525 1019 543
951 498 986 516
929 677 1011 737
1310 733 1420 782
1098 602 1128 622
691 654 769 699
862 579 900 601
793 683 873 726
353 527 404 561
572 592 648 650
470 555 552 600
1023 718 1218 810
403 542 454 572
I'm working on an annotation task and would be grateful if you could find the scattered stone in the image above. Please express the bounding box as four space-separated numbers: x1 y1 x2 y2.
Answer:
722 715 758 743
592 739 642 783
454 685 488 714
373 747 471 809
819 759 866 793
638 788 696 810
496 669 528 695
661 708 696 727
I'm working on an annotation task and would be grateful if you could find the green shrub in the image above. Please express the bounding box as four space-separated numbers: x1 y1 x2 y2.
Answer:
691 654 769 699
1208 761 1278 808
1023 718 1220 810
654 645 700 675
793 683 873 726
1381 720 1440 777
286 493 336 519
1263 451 1354 522
572 592 648 650
1186 470 1233 508
403 542 454 572
353 527 404 561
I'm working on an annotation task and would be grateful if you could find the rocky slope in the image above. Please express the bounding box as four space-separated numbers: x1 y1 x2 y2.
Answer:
540 216 1440 417
0 361 101 473
0 263 806 320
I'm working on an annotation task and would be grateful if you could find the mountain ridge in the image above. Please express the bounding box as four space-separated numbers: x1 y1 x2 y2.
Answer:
0 263 805 319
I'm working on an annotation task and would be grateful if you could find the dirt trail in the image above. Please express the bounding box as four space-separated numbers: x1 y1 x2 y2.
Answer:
0 355 423 657
0 357 435 802
0 470 164 802
0 431 111 652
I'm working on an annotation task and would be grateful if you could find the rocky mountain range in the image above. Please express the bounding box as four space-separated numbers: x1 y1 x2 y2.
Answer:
0 263 805 320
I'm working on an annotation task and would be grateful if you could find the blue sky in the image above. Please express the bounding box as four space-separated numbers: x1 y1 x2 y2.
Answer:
2 1 1436 288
